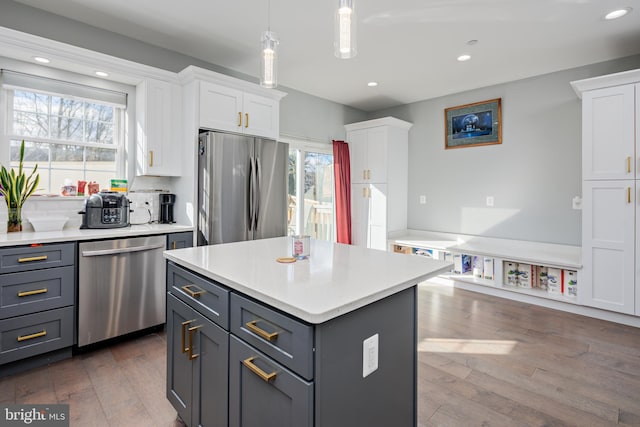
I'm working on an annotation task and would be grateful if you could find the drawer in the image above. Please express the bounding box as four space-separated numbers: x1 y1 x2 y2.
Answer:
0 243 75 274
0 306 74 365
229 335 313 427
167 262 229 330
230 293 314 380
0 266 75 320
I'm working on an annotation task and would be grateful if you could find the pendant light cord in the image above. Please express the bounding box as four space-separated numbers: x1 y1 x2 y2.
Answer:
268 0 271 32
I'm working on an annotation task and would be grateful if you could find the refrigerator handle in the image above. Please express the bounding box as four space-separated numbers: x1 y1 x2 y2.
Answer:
248 156 255 231
254 156 261 231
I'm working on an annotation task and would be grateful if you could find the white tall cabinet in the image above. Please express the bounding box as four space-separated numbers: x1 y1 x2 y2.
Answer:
345 117 412 251
572 70 640 315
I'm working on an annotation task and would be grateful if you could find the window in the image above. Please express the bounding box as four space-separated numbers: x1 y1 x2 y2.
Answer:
287 143 335 241
2 69 128 195
6 88 122 194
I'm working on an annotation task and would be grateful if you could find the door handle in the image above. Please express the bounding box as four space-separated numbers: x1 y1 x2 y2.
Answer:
245 320 279 341
81 243 165 257
181 284 205 299
181 320 194 353
149 150 154 167
188 325 202 360
18 255 48 263
253 156 261 231
18 288 48 297
628 187 632 204
248 156 255 231
627 156 632 174
245 113 249 128
238 112 242 127
17 330 47 342
243 356 277 382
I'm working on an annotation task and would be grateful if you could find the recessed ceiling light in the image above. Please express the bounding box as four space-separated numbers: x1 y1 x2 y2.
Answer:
95 71 109 77
604 7 632 20
367 81 378 87
33 56 50 64
457 54 471 62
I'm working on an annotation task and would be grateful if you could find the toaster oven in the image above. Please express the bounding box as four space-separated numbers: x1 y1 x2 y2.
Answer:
79 191 131 229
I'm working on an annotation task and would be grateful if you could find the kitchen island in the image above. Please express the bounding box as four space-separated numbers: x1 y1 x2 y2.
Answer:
164 237 452 427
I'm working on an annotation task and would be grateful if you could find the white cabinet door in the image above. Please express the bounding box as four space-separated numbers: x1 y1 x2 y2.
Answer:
199 81 243 133
136 78 181 176
243 93 279 139
369 183 388 251
351 184 368 247
582 85 635 181
348 129 368 184
366 127 388 183
582 180 635 314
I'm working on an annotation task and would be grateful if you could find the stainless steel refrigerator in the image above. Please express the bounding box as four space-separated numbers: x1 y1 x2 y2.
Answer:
197 131 288 245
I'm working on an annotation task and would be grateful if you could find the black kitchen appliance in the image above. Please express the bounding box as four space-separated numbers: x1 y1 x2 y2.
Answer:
79 191 131 229
159 193 176 224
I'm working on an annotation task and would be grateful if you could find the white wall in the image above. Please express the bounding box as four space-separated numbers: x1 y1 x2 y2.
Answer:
372 55 640 245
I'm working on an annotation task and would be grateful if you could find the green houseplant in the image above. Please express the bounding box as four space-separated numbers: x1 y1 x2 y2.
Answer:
0 140 40 232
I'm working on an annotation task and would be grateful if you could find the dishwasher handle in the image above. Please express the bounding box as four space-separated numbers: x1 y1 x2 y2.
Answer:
81 242 165 257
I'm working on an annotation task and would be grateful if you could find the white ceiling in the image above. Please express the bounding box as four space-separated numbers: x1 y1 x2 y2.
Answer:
13 0 640 112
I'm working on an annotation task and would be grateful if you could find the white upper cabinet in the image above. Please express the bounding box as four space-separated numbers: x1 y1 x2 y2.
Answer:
184 67 284 140
135 78 181 176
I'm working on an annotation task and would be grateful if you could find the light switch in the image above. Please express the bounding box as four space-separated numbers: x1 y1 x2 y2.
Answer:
362 334 379 378
486 196 494 207
419 195 426 204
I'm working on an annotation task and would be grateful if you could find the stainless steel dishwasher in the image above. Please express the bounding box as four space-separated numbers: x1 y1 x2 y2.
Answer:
78 235 166 346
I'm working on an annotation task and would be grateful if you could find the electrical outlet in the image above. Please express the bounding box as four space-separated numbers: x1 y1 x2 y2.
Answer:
419 195 426 204
486 196 494 207
362 334 379 378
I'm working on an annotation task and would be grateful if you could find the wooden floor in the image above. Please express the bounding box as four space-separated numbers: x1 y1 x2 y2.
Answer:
1 282 640 426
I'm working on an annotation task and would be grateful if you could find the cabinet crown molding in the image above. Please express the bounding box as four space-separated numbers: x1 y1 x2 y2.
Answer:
570 68 640 98
344 116 413 132
178 65 287 101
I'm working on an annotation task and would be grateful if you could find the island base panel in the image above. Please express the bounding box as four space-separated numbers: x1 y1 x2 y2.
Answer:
314 286 417 427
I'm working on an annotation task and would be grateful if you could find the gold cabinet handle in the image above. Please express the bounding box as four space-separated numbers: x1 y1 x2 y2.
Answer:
245 113 249 128
149 150 154 167
238 112 243 127
245 320 278 342
171 241 177 250
367 169 371 180
188 325 202 360
181 284 205 298
628 187 632 204
243 356 277 382
18 288 48 297
17 330 47 342
627 156 632 174
181 320 194 353
18 255 48 263
363 170 367 180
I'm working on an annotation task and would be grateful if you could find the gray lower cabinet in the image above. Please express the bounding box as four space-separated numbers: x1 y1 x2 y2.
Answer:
0 243 76 371
167 232 194 250
167 261 416 427
229 335 313 427
167 291 229 427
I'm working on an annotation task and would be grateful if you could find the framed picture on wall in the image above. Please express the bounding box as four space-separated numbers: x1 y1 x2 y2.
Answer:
444 98 502 149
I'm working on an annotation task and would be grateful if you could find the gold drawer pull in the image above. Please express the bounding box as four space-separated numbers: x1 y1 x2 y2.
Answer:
246 320 278 342
243 356 277 382
17 255 48 263
18 288 48 297
628 187 632 204
181 320 194 353
171 241 177 250
17 330 47 342
188 325 202 360
181 284 205 298
627 156 632 173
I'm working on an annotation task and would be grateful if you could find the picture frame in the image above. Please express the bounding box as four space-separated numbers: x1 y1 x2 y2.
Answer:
444 98 502 149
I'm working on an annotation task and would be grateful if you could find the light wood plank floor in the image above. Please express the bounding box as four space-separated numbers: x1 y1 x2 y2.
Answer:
2 282 640 426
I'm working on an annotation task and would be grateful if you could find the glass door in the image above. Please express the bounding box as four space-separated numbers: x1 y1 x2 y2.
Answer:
287 143 335 241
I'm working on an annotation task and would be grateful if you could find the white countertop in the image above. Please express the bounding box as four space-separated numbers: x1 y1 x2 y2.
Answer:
392 230 581 269
0 223 193 247
164 237 453 324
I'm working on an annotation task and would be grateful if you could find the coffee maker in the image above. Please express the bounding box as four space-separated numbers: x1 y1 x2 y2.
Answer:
159 193 176 224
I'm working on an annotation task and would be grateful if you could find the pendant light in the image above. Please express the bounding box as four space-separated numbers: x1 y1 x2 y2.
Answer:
260 0 279 88
334 0 357 59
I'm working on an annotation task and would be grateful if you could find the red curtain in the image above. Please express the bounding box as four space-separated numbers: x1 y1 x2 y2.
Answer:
332 140 352 244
